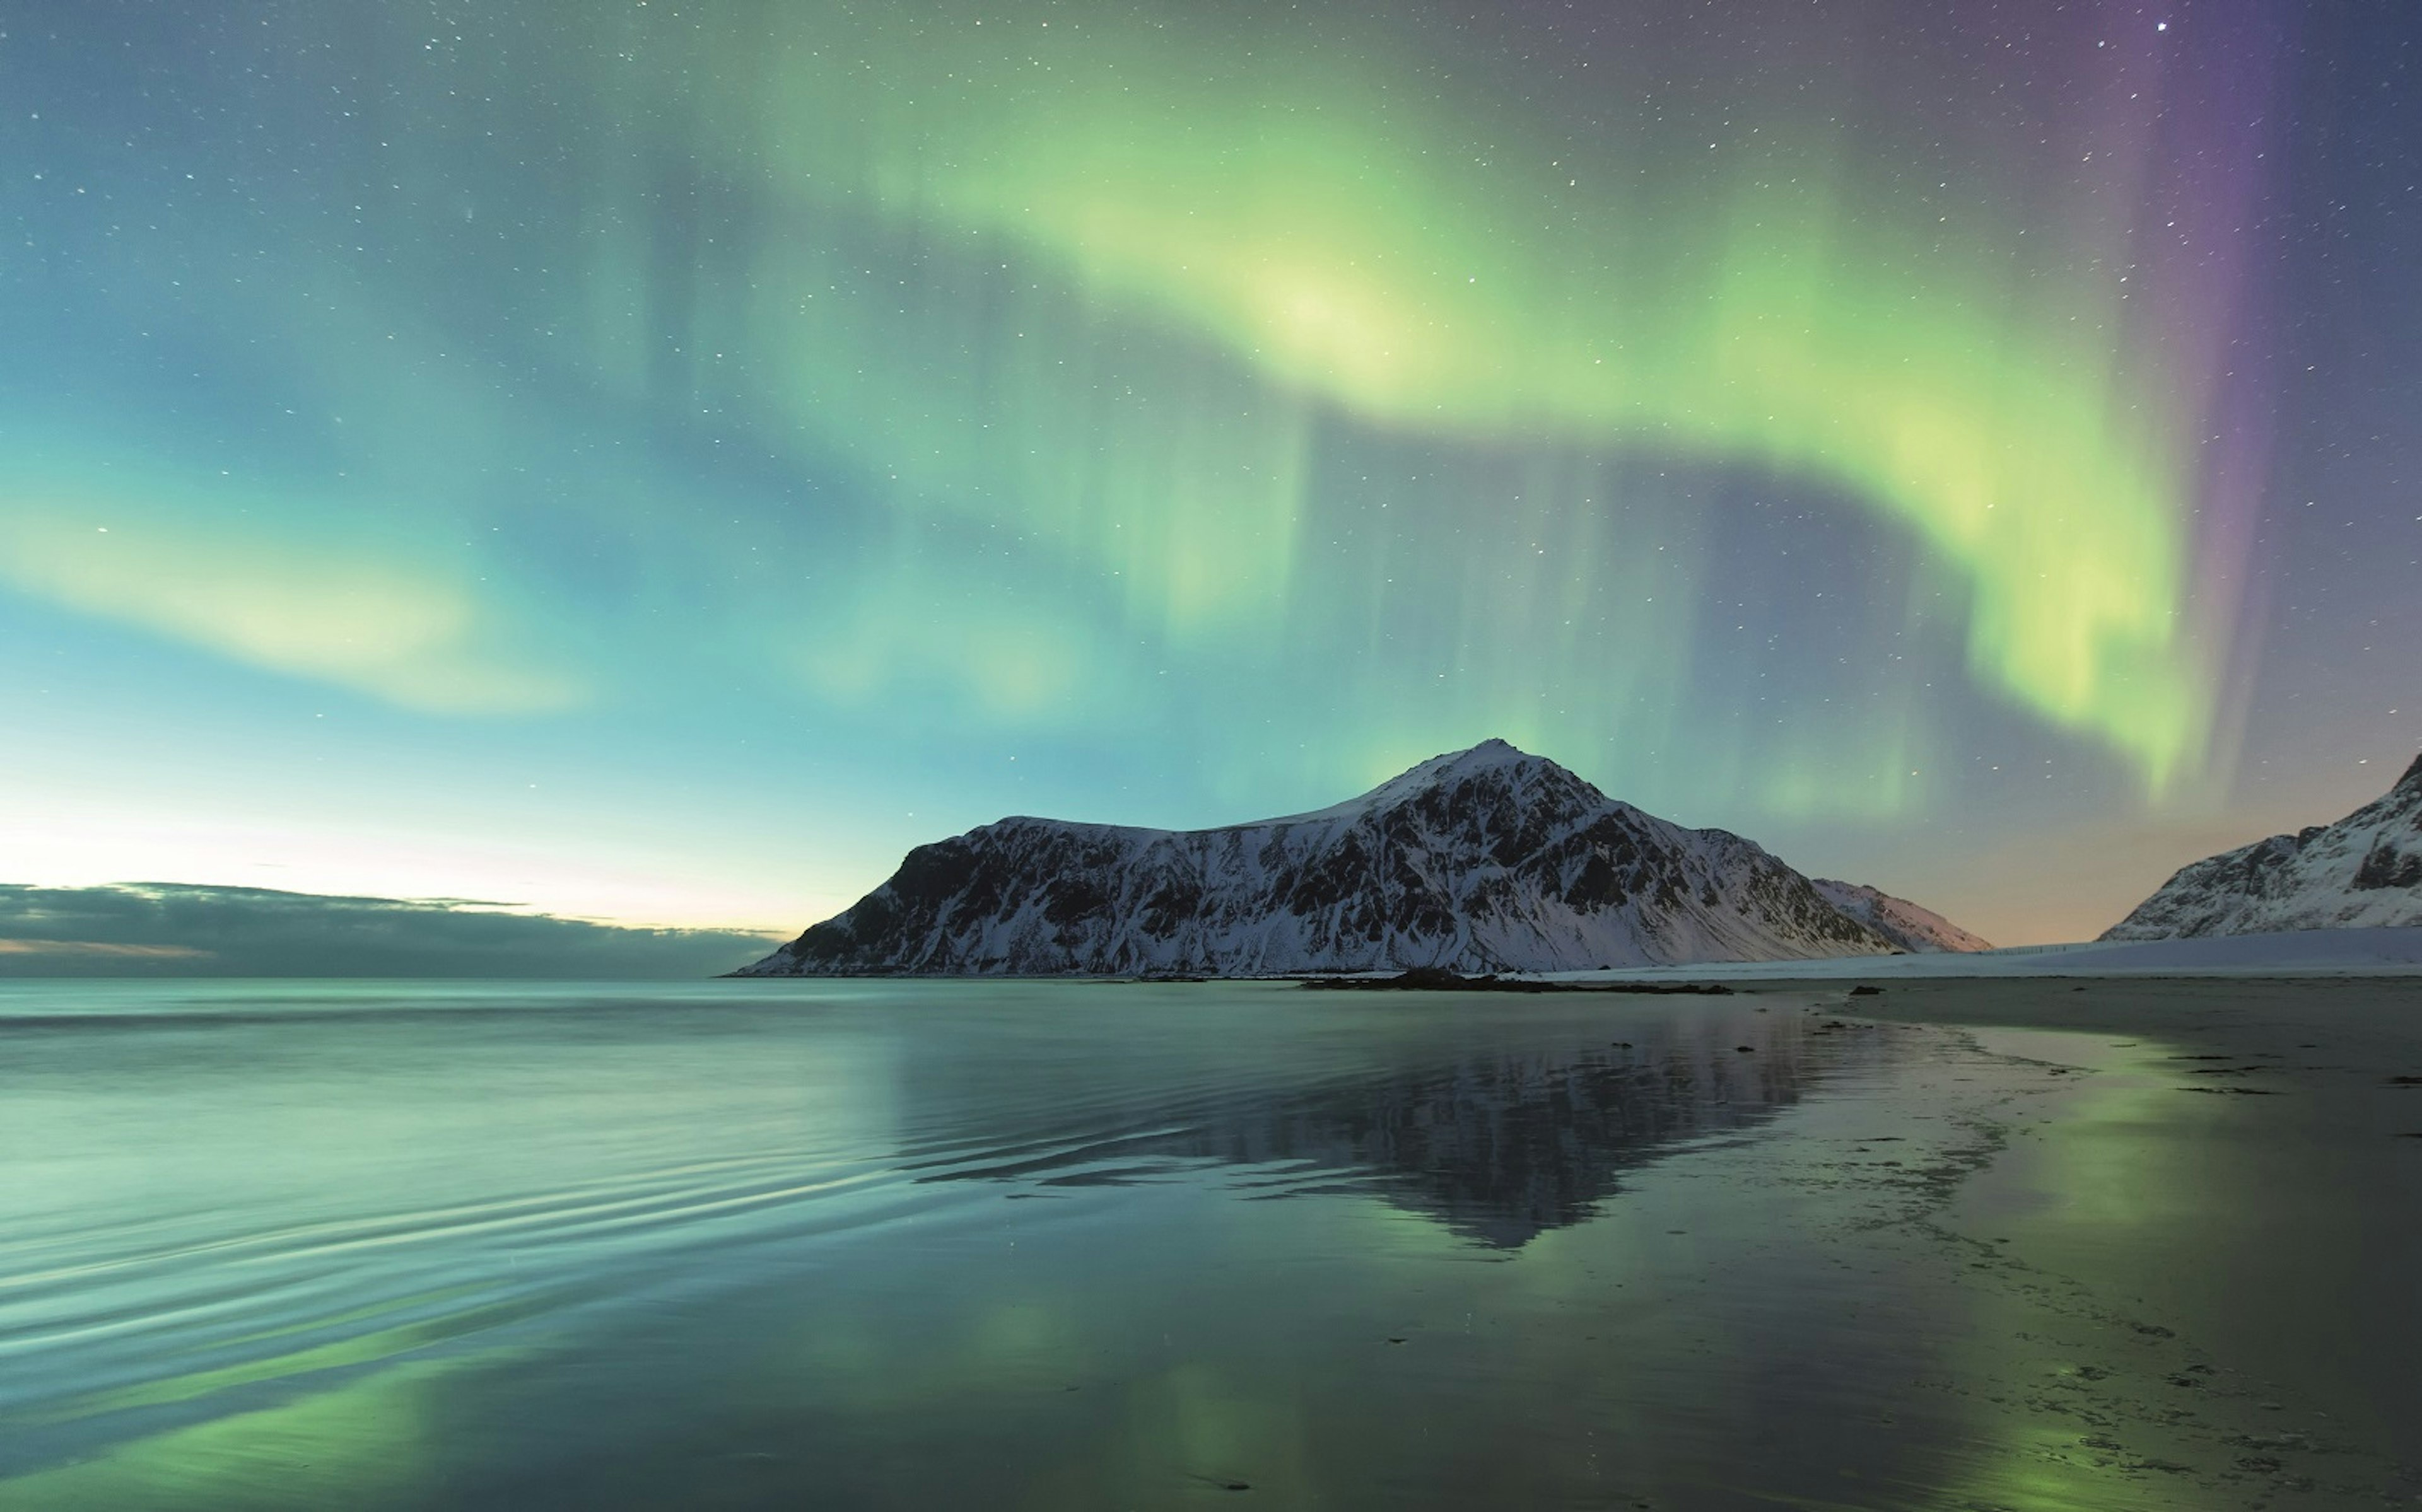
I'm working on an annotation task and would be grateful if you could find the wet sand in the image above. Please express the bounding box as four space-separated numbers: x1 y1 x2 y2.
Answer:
1805 974 2422 1492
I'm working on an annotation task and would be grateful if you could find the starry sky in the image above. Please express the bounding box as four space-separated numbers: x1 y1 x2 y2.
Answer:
3 0 2416 946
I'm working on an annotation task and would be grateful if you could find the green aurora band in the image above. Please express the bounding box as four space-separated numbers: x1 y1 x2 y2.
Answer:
563 0 2230 791
0 0 2274 847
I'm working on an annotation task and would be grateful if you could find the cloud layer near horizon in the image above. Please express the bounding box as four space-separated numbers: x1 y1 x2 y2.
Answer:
0 883 780 979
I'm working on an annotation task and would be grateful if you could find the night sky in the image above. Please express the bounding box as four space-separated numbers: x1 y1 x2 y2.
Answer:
3 0 2416 945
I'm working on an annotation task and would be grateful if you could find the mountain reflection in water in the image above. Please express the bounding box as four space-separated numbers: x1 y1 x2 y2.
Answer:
912 1030 1812 1248
1 979 1939 1512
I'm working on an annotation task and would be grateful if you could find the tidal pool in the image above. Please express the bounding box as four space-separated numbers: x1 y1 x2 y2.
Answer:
0 978 2413 1508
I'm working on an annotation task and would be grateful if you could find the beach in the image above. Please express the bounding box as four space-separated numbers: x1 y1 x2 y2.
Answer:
1 975 2414 1509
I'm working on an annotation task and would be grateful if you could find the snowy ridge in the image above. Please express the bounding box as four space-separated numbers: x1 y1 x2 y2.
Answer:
1811 879 1992 953
739 740 1946 977
2103 752 2422 939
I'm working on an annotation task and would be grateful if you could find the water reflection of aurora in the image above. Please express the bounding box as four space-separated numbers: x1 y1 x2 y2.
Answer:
9 982 2401 1510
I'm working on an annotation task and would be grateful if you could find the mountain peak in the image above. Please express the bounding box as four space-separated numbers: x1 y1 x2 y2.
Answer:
1293 738 1598 824
1416 736 1543 773
1430 738 1548 774
2399 749 2422 794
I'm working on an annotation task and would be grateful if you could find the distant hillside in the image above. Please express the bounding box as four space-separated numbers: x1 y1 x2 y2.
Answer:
1811 879 1992 953
0 882 778 978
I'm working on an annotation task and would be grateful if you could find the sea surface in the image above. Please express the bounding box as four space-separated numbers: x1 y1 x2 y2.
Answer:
1 978 2412 1509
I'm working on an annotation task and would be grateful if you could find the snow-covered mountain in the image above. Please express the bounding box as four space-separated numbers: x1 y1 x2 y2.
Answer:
1811 879 1992 953
740 740 1936 976
2103 751 2422 939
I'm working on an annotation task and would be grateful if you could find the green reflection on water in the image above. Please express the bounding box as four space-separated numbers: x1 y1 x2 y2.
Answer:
0 1355 478 1511
8 990 2396 1509
48 1295 549 1423
1923 1029 2272 1512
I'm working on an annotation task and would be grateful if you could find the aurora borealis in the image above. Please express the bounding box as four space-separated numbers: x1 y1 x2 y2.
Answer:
4 1 2419 941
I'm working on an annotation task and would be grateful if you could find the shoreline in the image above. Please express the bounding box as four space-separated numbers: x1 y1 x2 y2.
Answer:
1832 975 2422 1491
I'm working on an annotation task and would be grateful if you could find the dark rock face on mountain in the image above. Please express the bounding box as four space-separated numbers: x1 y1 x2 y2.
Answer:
2103 751 2422 939
740 740 1938 976
1811 879 1992 953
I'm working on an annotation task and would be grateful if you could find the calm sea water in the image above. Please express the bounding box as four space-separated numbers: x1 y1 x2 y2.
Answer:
0 980 2403 1509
